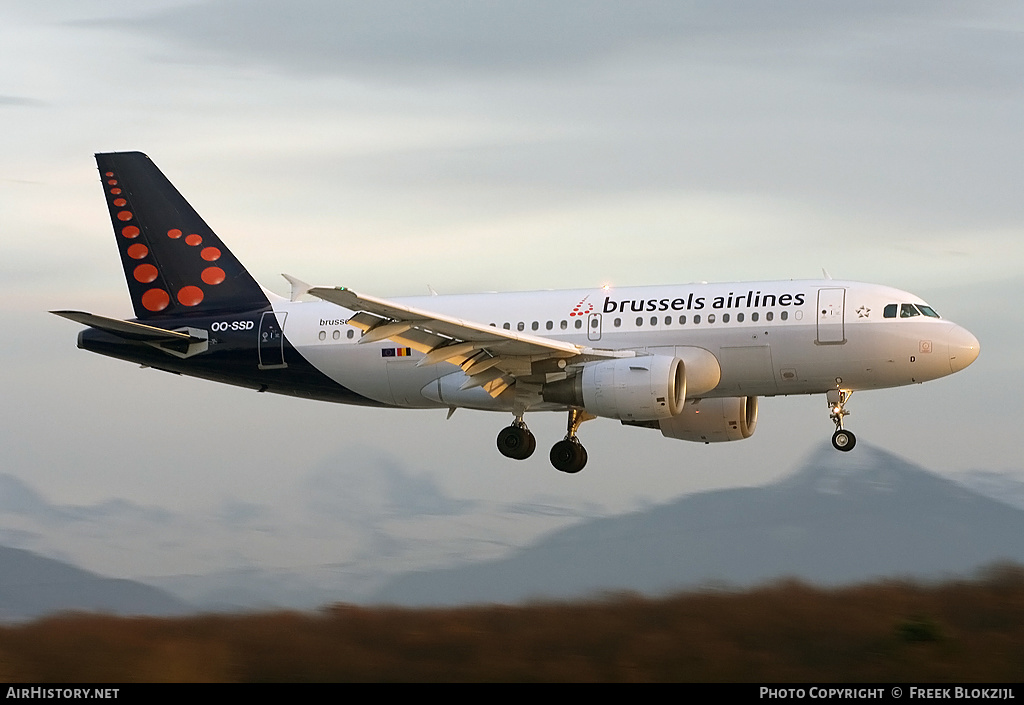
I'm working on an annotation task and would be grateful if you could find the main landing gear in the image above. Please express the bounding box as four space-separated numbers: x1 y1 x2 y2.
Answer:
827 386 856 452
550 409 594 474
496 409 594 473
496 417 536 460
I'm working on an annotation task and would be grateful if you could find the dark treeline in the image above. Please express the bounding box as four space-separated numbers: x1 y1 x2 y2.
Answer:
3 565 1024 682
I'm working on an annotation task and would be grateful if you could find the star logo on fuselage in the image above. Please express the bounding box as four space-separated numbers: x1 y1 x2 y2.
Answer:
856 305 870 318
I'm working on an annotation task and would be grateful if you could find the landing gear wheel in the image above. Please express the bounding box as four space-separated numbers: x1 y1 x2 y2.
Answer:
832 429 856 452
550 439 588 474
827 386 857 453
497 425 536 460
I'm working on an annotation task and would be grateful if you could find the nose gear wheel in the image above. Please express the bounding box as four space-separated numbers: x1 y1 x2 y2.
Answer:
827 387 856 452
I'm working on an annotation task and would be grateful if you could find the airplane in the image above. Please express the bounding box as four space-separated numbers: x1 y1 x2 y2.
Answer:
53 152 980 474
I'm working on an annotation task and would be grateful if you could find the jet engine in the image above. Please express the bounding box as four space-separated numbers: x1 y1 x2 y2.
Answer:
543 355 685 421
624 396 758 443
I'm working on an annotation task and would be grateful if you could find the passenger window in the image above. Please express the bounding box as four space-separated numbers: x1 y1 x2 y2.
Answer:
737 313 744 322
503 322 511 330
347 329 354 339
766 312 774 322
318 330 326 341
531 321 539 331
546 321 553 330
780 311 788 321
614 318 621 327
883 304 898 318
900 304 920 318
722 313 730 323
693 315 701 324
678 315 686 325
636 317 643 326
560 320 568 330
650 316 657 326
708 314 716 324
665 316 672 325
333 330 340 340
751 312 759 322
574 319 582 329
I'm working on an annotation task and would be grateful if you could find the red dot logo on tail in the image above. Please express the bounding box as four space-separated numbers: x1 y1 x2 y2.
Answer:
177 286 204 306
141 289 170 312
126 243 148 260
133 264 158 283
201 267 225 285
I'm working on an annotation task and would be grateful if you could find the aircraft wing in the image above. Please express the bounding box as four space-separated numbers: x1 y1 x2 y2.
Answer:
308 286 631 397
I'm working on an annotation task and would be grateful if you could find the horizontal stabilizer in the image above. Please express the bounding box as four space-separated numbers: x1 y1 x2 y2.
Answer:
50 310 197 343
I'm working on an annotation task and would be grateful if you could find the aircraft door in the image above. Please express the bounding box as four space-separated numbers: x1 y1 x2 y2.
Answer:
587 313 602 341
258 311 288 369
816 288 846 344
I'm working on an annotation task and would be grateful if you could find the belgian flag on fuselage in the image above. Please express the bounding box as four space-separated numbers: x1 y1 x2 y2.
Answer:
95 152 269 320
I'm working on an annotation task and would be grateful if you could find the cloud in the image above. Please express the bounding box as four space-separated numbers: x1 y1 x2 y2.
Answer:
0 95 46 107
106 0 1005 82
75 0 1023 237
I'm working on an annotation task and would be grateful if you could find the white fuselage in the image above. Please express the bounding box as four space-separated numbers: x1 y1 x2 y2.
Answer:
276 279 978 412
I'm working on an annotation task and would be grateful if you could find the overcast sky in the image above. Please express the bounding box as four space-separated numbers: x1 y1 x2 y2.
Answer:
1 1 1021 583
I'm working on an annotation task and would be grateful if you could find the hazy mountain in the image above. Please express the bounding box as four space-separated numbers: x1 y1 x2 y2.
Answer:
8 442 1021 615
371 443 1024 605
0 545 189 622
0 451 586 612
949 470 1024 511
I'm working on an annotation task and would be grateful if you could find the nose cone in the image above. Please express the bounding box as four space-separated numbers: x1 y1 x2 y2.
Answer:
948 325 980 373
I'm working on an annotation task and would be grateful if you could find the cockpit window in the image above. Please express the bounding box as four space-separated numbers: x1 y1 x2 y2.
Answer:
884 303 941 319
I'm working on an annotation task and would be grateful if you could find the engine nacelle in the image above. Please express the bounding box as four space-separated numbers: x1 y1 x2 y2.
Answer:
543 355 685 421
640 396 758 443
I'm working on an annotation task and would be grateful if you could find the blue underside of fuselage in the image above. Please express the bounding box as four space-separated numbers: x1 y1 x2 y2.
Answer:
77 326 388 408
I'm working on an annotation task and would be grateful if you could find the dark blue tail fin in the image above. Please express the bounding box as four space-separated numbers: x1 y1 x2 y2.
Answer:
96 152 269 320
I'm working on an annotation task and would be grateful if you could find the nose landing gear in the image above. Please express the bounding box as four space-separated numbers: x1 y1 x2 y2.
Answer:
827 387 856 452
